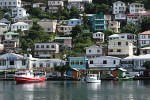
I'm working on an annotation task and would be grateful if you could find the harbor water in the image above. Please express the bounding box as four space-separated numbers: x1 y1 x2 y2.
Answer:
0 80 150 100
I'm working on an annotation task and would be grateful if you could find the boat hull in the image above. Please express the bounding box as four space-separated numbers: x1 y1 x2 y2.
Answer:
86 78 101 83
14 76 46 83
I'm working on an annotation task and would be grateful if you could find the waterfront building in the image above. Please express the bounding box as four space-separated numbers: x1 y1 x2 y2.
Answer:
34 42 60 59
0 53 65 70
68 57 88 70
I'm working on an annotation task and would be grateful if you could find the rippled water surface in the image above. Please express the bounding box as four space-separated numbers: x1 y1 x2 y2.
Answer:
0 80 150 100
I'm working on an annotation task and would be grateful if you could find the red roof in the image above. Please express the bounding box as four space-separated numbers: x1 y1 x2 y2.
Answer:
140 31 150 34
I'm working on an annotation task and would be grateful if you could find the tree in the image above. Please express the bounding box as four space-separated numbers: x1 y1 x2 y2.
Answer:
142 61 150 69
54 64 71 77
141 17 150 32
69 7 80 18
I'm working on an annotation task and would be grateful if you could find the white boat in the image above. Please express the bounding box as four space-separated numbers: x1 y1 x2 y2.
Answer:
86 74 101 83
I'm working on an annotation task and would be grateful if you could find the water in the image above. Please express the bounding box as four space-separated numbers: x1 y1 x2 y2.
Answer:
0 80 150 100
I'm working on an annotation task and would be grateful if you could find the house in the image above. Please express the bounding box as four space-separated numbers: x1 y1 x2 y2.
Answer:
139 31 150 47
109 33 136 43
0 0 21 9
86 45 103 59
114 13 126 21
17 19 33 27
112 1 126 14
11 22 29 31
92 32 104 44
126 14 140 25
129 3 145 14
140 47 150 55
112 68 127 78
68 57 88 70
57 25 73 35
0 18 11 30
0 23 8 34
67 19 82 26
37 19 57 33
33 3 46 11
89 13 106 32
3 32 20 52
67 0 92 11
108 39 134 58
34 42 60 59
54 37 72 50
47 0 64 13
0 53 66 70
108 21 120 33
88 56 121 75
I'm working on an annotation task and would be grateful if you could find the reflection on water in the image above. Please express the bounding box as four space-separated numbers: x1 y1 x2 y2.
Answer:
0 80 150 100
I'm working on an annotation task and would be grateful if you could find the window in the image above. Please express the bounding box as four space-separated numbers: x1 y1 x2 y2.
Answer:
89 50 91 53
39 63 43 67
118 42 121 45
103 60 107 64
53 55 55 58
22 60 26 65
33 63 36 67
113 60 116 64
71 61 74 65
90 60 93 64
46 45 49 48
126 42 128 45
76 61 79 65
36 45 39 48
109 49 113 52
121 36 124 38
41 45 44 48
80 61 83 65
10 61 14 65
51 45 54 48
117 49 121 52
97 50 100 52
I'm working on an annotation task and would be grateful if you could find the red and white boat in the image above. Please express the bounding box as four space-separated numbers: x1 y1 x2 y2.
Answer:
14 70 46 83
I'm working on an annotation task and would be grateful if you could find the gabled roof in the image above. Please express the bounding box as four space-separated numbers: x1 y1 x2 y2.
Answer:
0 18 10 23
139 31 150 35
0 53 24 59
12 22 29 25
109 34 119 38
5 32 19 35
0 23 7 25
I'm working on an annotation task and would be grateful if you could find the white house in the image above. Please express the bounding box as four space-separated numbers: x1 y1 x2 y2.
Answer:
86 45 103 59
108 39 134 57
0 0 21 9
114 13 126 20
93 32 104 44
0 53 65 70
67 19 82 26
0 23 8 34
88 56 121 71
126 14 140 25
112 1 126 14
67 0 92 11
108 21 120 33
140 47 150 55
129 3 145 14
57 25 73 35
47 0 64 13
139 30 150 47
34 42 59 59
33 3 46 11
11 22 29 31
12 7 28 18
109 33 136 43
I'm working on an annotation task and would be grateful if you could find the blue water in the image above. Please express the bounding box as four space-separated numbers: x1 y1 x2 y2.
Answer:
0 80 150 100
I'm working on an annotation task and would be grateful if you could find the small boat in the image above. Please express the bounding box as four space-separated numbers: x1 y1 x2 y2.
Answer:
86 74 101 83
14 70 46 83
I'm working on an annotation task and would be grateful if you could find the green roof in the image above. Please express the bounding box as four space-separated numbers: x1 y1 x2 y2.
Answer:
5 32 19 35
55 37 72 40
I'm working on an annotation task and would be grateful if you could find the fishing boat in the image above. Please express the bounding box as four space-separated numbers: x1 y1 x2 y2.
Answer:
86 74 101 83
14 70 46 83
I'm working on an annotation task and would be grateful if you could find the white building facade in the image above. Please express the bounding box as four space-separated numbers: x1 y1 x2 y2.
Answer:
0 0 21 9
129 3 145 14
93 32 104 44
139 31 150 47
11 22 29 31
112 1 126 14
